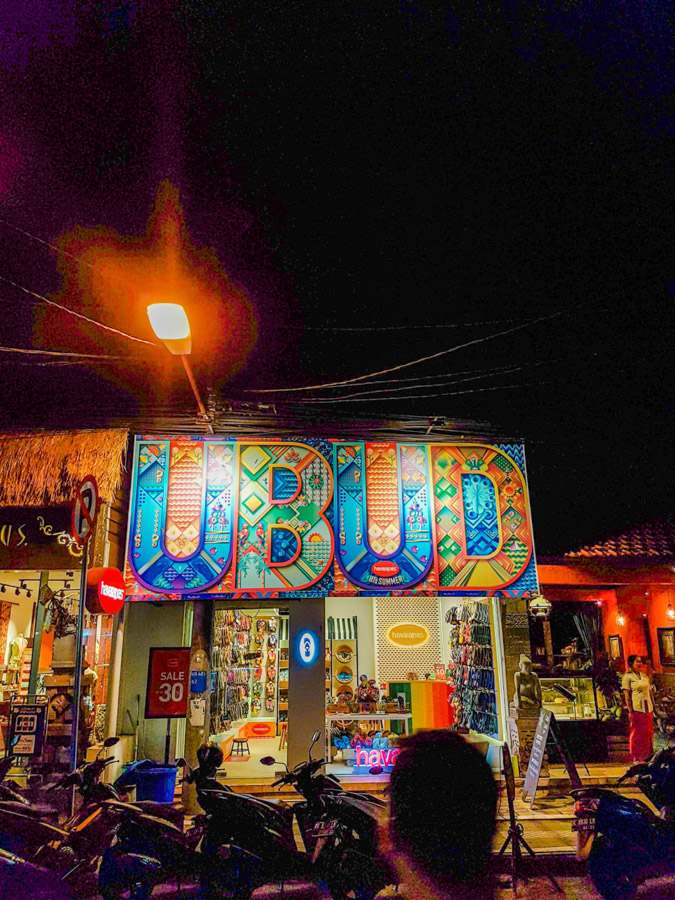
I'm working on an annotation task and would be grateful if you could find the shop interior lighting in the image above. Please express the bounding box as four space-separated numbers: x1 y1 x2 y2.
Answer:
617 610 626 627
527 593 552 619
667 589 675 621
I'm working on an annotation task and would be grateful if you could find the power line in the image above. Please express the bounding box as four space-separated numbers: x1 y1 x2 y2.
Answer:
0 275 159 348
0 345 123 359
301 317 540 332
0 218 97 271
284 381 551 403
248 306 580 394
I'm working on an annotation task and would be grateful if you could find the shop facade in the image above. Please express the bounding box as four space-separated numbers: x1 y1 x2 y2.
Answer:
534 520 675 763
0 430 127 778
118 435 539 780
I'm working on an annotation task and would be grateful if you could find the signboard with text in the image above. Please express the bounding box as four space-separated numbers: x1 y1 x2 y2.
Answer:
126 436 537 600
0 507 81 569
8 702 48 757
145 647 190 719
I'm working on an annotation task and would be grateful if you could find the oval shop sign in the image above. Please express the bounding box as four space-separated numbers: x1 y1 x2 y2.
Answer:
386 622 430 649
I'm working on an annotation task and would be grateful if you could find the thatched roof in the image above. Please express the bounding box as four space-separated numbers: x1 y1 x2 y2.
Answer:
0 430 128 507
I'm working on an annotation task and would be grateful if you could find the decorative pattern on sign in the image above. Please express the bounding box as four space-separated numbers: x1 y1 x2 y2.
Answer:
462 473 500 556
374 596 442 682
334 443 434 591
130 439 236 593
431 445 533 589
235 442 334 593
127 437 536 599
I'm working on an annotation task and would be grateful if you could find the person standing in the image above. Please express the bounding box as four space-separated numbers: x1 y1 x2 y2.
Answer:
622 654 655 761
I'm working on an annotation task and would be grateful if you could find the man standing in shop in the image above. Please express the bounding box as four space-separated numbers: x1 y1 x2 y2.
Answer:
380 730 498 899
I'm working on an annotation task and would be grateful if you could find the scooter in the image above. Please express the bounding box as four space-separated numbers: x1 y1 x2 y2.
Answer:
572 744 675 900
99 742 233 899
200 730 392 900
0 736 141 886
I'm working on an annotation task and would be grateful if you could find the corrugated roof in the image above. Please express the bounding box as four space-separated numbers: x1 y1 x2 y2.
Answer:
566 520 675 561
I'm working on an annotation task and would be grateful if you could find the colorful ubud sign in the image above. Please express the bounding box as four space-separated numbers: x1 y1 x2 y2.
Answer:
145 647 190 719
126 437 537 599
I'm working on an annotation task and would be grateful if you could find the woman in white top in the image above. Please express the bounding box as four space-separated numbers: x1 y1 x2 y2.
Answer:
622 654 655 761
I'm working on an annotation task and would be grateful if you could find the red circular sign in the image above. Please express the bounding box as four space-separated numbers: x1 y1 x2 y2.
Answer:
252 724 271 735
86 567 125 615
370 560 400 578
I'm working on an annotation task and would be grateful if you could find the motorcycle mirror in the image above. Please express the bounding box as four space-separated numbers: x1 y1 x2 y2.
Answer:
311 730 321 744
369 766 383 775
260 756 277 766
175 758 188 768
103 736 120 748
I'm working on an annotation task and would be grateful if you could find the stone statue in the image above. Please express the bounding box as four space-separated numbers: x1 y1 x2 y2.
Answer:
513 654 542 712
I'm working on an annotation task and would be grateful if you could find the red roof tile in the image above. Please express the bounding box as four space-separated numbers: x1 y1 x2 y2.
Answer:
566 520 675 560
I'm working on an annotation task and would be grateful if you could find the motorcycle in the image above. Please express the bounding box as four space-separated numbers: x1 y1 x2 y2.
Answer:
0 736 165 887
571 743 675 900
199 730 392 900
99 742 232 899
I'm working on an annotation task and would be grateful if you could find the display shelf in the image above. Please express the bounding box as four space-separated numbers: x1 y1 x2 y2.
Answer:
540 675 599 721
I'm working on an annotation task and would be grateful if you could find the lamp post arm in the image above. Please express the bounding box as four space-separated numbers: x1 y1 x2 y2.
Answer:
181 355 214 434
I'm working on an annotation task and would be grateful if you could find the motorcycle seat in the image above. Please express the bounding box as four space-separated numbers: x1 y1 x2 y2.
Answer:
0 801 59 820
131 800 185 827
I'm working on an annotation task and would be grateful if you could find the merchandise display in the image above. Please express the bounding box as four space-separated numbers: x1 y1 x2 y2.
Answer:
211 609 281 735
446 600 499 738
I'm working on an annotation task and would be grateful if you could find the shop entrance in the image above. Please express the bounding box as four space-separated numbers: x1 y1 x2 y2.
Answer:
210 604 289 779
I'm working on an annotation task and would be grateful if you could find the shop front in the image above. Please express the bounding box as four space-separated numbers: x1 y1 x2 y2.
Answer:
0 430 128 782
120 436 538 783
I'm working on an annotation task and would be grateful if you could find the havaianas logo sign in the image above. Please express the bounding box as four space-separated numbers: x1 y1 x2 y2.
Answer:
127 437 536 599
386 623 430 649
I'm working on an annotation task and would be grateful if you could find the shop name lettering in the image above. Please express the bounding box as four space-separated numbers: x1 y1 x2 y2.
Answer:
100 582 124 602
354 747 401 768
0 523 27 548
129 439 533 595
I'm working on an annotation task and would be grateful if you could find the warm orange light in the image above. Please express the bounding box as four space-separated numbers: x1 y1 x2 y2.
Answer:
147 303 192 355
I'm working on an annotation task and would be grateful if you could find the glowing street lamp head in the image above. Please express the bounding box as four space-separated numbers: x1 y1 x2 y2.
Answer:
147 303 192 355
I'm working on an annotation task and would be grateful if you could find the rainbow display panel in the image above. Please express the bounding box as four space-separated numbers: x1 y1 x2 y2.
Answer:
126 436 537 600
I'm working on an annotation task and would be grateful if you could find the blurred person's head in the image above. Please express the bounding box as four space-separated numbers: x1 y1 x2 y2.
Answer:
387 730 497 897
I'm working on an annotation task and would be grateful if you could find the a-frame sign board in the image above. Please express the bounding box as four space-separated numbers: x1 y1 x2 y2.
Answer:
521 708 582 807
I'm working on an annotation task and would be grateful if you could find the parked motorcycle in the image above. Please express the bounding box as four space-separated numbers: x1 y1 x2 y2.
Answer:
198 730 392 900
99 742 232 899
572 744 675 899
0 736 138 887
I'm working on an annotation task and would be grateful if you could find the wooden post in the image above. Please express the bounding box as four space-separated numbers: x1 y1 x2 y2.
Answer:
181 599 213 814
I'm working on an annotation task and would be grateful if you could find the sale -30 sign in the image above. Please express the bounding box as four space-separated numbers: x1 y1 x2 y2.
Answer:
145 647 190 718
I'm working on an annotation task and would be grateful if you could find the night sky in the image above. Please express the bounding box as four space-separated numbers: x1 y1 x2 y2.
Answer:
0 2 672 556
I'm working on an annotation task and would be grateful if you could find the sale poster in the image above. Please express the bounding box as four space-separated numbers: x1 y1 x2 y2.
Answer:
145 647 190 719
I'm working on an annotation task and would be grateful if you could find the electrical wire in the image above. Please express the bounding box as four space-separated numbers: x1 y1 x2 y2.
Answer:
285 380 553 404
302 316 541 331
0 218 97 271
0 274 159 348
0 345 123 359
247 306 580 393
291 359 556 402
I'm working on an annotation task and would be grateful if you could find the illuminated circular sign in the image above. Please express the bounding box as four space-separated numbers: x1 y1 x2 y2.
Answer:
298 631 318 665
386 622 430 648
86 566 125 615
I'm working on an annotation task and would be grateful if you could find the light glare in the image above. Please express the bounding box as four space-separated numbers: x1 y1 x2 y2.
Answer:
147 303 191 341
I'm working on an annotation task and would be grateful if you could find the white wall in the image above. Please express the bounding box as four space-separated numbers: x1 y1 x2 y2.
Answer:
325 596 376 681
115 601 186 762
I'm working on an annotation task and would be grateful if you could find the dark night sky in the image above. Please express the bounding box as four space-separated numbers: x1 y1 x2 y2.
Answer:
0 2 672 555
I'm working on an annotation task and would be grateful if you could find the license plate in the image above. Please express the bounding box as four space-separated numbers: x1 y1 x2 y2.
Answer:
312 819 337 838
572 817 596 833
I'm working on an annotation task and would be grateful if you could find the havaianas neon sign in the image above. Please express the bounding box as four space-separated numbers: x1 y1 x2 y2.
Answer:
353 746 401 769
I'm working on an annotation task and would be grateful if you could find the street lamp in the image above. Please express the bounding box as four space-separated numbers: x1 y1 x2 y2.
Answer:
147 302 214 434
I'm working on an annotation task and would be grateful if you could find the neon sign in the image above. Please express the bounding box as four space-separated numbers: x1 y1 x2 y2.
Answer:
298 631 318 665
353 746 401 771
